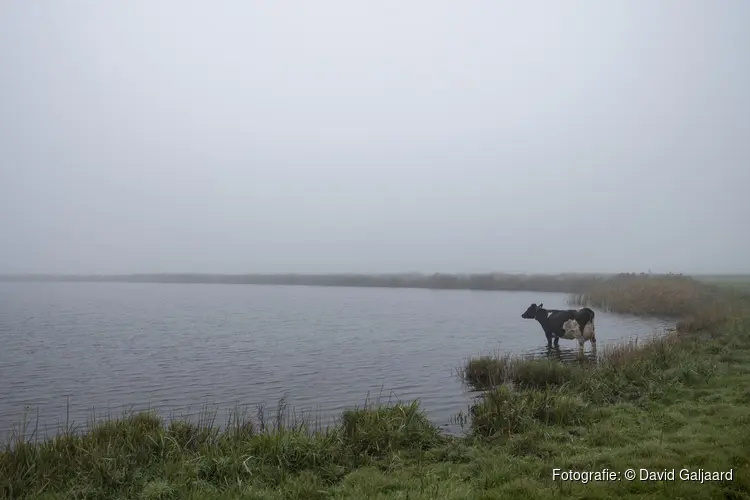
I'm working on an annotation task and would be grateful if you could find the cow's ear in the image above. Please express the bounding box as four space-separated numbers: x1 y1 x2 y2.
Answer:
539 303 543 308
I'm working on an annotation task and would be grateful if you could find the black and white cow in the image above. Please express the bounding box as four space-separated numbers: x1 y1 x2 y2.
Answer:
521 302 597 353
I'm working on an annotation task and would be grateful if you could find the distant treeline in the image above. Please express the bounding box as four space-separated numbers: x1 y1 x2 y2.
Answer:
2 272 741 295
0 272 614 293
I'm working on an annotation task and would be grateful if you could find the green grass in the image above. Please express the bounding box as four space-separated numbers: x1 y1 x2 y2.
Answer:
3 274 750 499
460 354 584 391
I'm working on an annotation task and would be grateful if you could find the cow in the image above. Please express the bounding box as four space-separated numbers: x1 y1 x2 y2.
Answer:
521 302 597 353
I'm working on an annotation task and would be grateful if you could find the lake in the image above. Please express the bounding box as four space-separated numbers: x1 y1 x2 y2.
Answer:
0 282 673 439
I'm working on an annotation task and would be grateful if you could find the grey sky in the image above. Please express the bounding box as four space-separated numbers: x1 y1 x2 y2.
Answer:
1 1 748 274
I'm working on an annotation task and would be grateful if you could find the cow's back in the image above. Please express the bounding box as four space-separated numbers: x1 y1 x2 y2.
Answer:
548 308 594 336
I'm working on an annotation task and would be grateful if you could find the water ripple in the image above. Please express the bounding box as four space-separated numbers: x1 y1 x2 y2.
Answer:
0 282 673 437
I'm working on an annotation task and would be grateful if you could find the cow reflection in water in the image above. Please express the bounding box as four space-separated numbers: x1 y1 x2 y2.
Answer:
533 344 598 364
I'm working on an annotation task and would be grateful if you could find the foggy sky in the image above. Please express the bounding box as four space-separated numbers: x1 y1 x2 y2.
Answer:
1 1 748 275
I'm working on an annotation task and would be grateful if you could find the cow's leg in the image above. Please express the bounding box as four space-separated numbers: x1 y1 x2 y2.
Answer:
553 335 560 347
572 322 585 356
583 321 596 352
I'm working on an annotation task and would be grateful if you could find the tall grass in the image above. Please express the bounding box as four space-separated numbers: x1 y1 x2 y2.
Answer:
460 355 583 391
464 328 726 439
0 399 444 499
567 272 750 332
340 400 442 456
569 273 716 315
469 385 590 438
461 331 688 394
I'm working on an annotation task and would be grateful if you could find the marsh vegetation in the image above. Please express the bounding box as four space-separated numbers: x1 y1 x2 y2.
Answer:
2 274 749 499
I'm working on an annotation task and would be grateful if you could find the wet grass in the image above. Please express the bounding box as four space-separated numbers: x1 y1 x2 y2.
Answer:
461 354 584 391
3 273 750 498
1 399 445 500
464 329 722 430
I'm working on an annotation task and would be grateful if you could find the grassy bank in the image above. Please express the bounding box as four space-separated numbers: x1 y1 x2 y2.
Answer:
458 275 750 498
3 275 750 498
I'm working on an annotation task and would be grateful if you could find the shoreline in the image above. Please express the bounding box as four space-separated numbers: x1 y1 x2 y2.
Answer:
2 274 748 498
0 323 676 446
0 272 610 294
2 272 745 292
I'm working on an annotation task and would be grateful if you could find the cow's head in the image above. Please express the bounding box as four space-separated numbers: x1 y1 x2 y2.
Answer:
521 302 544 319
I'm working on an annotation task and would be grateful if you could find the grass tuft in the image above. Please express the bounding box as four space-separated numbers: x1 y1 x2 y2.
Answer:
340 400 443 457
470 385 589 438
461 355 583 391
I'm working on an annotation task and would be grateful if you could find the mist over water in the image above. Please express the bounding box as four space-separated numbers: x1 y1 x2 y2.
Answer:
0 282 673 438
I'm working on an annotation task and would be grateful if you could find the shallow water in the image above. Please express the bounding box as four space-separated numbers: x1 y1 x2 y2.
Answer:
0 282 673 438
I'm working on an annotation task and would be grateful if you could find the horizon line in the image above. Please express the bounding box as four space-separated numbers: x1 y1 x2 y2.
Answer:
1 271 747 277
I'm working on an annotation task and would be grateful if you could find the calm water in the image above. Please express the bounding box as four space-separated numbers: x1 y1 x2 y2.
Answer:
0 282 673 438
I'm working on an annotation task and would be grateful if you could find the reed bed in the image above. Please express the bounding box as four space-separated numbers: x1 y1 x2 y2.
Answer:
567 272 750 333
568 272 720 316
